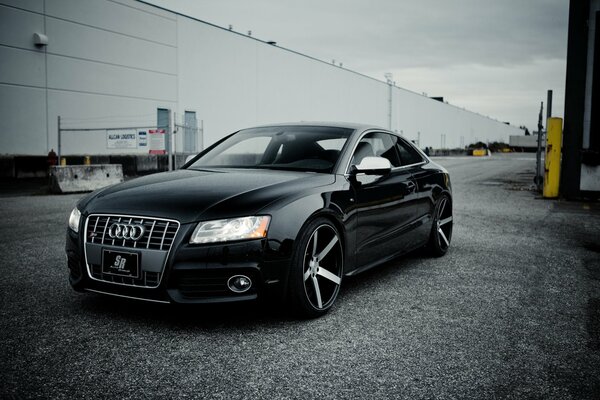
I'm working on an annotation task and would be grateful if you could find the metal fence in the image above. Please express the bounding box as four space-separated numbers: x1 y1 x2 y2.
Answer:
57 111 203 171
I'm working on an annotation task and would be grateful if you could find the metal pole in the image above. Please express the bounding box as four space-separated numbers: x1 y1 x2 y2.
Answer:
546 90 553 119
200 119 204 151
59 125 157 132
387 83 392 130
535 101 544 191
385 73 393 130
167 109 173 171
543 118 563 198
173 111 177 169
57 115 61 164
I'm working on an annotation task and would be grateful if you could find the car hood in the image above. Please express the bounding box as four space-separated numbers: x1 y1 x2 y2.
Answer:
80 168 335 223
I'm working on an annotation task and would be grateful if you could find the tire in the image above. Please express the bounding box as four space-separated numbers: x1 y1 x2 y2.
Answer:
426 194 453 257
288 218 344 318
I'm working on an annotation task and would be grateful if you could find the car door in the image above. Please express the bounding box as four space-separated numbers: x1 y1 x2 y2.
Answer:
394 136 432 248
350 132 421 269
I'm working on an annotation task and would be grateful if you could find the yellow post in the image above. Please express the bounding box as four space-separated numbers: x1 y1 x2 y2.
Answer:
84 156 91 165
543 117 562 198
60 157 67 166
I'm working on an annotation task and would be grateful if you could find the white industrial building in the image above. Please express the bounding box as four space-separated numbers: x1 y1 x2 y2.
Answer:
0 0 523 162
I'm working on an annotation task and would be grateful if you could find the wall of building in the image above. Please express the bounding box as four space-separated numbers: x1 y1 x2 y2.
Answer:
562 0 600 197
0 0 177 156
0 0 523 158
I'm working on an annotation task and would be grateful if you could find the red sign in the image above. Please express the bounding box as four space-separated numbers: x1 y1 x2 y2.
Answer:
149 129 166 154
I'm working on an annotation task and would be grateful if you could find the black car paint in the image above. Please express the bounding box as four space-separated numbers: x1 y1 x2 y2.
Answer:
67 125 451 304
77 168 336 223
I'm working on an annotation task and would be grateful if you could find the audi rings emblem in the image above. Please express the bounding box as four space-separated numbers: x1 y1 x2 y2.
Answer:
108 223 146 241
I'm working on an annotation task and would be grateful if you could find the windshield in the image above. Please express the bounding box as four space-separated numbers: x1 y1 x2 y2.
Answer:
187 126 353 173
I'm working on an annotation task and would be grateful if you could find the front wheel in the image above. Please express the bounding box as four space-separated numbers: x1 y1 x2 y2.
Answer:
289 218 344 318
426 194 453 257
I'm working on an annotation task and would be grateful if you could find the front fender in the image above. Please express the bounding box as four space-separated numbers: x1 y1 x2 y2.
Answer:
260 176 355 272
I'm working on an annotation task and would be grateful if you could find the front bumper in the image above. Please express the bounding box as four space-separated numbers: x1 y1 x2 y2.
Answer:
66 226 291 304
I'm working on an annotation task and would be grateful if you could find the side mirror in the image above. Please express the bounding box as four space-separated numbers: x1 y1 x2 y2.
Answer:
350 156 392 176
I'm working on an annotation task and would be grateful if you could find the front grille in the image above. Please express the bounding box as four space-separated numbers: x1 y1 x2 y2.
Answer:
86 215 179 251
84 214 180 289
172 269 258 299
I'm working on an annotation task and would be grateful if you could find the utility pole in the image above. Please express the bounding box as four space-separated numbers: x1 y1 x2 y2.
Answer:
385 73 393 130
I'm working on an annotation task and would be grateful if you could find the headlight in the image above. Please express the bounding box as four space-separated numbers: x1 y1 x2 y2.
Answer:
190 216 270 244
68 207 81 233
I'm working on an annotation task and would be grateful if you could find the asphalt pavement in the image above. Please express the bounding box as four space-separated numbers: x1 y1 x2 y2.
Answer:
1 153 599 399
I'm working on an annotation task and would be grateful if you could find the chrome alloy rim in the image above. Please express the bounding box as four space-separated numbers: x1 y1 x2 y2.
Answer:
435 197 453 251
302 224 343 310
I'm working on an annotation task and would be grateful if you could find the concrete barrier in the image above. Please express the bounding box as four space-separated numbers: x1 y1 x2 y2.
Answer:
49 164 123 193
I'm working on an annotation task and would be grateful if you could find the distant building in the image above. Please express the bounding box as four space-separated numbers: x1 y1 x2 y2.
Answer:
509 132 545 151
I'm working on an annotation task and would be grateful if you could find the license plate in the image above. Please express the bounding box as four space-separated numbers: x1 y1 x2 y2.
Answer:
102 250 140 278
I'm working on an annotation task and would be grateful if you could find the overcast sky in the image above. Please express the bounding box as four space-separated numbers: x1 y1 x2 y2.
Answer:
146 0 570 131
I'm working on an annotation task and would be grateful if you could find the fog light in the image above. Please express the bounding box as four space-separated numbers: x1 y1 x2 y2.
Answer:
227 275 252 293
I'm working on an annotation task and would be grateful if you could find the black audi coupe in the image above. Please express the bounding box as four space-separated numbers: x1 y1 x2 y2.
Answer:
66 123 452 317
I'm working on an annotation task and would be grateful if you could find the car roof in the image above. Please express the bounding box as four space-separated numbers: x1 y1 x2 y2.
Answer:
243 121 387 133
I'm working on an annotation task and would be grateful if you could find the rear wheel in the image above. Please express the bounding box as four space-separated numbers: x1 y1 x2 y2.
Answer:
289 218 343 318
426 194 453 256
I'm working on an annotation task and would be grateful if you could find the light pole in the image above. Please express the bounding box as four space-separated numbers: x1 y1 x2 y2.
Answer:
385 73 393 130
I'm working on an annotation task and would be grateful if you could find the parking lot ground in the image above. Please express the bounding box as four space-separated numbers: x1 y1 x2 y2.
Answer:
1 153 599 399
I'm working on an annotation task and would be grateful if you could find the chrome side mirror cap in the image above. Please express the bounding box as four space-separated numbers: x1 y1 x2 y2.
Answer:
350 156 392 175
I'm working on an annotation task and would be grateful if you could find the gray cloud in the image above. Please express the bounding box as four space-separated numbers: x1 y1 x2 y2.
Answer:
279 0 569 69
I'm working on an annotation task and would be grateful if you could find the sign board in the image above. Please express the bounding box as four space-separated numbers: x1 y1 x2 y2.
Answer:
106 130 137 149
149 129 166 154
138 131 148 147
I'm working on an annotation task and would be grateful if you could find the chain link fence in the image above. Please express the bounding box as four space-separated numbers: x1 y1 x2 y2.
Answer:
57 111 203 173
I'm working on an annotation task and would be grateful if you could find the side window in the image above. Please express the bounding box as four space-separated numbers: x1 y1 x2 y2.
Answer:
351 132 401 167
395 138 424 166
